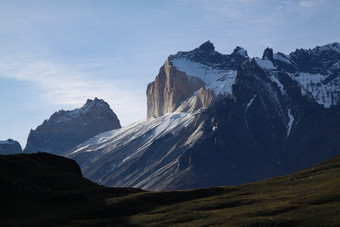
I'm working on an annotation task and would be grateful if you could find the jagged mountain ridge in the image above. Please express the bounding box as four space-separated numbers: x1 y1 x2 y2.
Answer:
24 98 121 155
66 42 340 190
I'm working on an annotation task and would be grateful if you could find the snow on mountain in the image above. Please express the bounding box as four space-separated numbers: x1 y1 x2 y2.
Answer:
67 111 199 169
254 57 276 70
273 52 291 65
66 110 206 189
246 95 257 111
70 111 196 158
287 109 294 136
289 72 340 107
171 58 237 95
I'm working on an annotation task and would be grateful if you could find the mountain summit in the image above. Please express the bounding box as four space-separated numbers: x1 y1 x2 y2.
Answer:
66 42 340 191
24 98 121 155
0 139 22 155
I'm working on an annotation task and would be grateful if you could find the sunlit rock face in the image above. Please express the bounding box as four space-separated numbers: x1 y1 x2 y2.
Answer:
23 98 121 155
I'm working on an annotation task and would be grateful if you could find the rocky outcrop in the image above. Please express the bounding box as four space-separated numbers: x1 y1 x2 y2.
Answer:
146 58 205 118
24 98 121 155
0 139 22 155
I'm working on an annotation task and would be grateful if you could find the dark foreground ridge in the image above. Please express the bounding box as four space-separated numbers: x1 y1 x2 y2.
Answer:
1 152 340 226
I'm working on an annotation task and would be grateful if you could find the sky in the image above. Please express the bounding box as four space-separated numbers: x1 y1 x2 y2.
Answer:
1 0 339 147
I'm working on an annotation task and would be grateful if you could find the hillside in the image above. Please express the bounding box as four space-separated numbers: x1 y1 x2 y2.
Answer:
1 152 339 226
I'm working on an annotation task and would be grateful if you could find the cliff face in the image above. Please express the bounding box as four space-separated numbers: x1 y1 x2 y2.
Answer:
147 58 205 118
0 139 22 155
24 98 121 155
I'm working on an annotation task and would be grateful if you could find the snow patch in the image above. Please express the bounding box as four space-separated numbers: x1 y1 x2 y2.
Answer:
273 53 291 64
287 109 294 136
290 72 339 108
254 58 276 70
270 74 285 94
171 58 237 95
246 95 257 111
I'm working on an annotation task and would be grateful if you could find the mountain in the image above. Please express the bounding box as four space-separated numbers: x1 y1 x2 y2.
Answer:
1 152 340 226
0 139 22 155
24 98 121 155
66 42 340 190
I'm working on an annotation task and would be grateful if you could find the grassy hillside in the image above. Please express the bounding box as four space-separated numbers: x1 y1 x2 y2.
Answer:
1 152 340 226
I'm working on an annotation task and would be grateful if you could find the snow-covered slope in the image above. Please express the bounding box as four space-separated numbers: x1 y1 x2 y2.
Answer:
171 58 237 96
66 111 207 190
272 42 340 107
70 111 196 158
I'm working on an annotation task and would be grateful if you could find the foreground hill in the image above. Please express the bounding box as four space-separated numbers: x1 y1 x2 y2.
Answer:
1 153 339 226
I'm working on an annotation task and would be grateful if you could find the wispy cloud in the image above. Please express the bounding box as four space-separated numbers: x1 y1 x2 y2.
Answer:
0 57 147 126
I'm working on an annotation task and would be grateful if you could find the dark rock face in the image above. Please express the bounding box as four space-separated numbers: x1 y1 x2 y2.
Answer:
66 42 340 191
24 98 121 155
0 139 22 155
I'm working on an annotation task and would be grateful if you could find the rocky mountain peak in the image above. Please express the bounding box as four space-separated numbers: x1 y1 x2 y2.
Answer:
198 40 215 53
262 47 274 61
84 97 103 107
232 46 248 57
23 98 121 155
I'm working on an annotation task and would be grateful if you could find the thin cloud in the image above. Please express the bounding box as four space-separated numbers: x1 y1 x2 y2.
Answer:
0 58 146 126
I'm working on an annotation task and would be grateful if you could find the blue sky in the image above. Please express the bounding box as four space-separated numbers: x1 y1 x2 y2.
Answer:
1 0 339 147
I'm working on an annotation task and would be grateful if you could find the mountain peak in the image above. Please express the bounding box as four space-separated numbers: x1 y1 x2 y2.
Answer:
23 98 121 155
262 47 274 61
232 46 248 56
0 139 22 154
198 41 215 52
84 97 103 106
